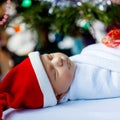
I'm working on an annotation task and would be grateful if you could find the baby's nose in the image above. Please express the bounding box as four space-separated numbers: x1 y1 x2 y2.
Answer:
56 57 63 66
57 57 67 66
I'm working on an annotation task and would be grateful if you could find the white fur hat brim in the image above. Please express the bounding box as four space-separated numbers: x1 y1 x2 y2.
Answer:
28 51 57 107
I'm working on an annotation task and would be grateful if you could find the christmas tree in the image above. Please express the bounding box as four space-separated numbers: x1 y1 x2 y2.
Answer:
2 0 120 51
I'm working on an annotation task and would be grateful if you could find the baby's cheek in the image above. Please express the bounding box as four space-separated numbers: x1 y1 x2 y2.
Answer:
64 71 74 82
59 67 73 81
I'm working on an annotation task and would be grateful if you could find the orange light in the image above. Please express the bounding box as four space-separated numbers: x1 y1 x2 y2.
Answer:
13 25 21 33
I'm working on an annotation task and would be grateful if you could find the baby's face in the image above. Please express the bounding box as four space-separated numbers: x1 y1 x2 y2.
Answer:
41 52 76 100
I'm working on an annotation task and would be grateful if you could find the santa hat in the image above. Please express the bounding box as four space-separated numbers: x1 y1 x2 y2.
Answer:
0 51 57 120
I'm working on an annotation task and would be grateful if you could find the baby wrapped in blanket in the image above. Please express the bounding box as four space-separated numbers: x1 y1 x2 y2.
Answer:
0 29 120 120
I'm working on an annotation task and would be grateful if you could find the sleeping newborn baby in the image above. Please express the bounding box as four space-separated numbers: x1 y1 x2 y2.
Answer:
0 29 120 120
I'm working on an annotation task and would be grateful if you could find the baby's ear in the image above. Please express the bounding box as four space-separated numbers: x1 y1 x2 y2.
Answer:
56 92 67 101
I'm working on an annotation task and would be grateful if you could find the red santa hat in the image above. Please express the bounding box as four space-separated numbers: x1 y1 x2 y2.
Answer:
0 51 57 120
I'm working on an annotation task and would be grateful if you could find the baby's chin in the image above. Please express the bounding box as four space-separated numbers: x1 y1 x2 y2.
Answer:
71 62 76 80
71 60 76 72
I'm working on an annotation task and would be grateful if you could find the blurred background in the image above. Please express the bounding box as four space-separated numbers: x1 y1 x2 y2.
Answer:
0 0 120 80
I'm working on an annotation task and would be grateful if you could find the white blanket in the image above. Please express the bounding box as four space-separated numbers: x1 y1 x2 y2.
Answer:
3 98 120 120
71 43 120 72
60 43 120 103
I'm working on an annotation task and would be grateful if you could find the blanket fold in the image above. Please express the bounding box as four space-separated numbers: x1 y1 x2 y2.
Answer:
71 43 120 73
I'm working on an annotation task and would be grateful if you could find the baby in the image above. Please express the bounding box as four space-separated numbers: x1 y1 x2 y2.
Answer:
0 29 120 120
42 29 120 103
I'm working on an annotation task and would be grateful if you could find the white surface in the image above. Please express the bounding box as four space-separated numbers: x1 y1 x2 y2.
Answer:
3 98 120 120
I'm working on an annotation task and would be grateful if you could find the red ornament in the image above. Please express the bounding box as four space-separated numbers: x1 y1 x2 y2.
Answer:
102 29 120 48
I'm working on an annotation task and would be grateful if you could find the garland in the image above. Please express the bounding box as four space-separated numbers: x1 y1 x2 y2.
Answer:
0 0 11 26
